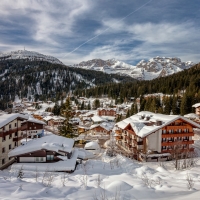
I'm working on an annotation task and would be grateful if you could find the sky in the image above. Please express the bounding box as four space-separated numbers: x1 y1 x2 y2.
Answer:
0 0 200 65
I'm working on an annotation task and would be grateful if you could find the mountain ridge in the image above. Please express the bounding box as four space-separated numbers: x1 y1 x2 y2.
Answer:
72 57 195 80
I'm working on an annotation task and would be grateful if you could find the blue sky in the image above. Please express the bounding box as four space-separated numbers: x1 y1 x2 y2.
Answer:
0 0 200 65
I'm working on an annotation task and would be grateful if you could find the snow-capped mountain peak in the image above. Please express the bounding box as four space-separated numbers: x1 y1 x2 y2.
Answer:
72 57 195 80
0 50 63 65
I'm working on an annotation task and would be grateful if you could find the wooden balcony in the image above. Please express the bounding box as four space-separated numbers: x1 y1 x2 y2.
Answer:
162 132 194 138
115 136 122 140
162 148 194 153
0 128 19 137
21 124 28 131
132 139 143 145
13 136 23 142
162 140 194 146
165 125 190 131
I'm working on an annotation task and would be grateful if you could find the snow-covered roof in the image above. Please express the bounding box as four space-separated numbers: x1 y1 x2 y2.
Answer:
90 122 114 131
84 141 100 150
184 113 199 119
116 111 200 138
43 116 65 122
26 115 46 125
0 113 28 128
192 103 200 108
91 115 107 123
78 148 95 159
9 134 74 157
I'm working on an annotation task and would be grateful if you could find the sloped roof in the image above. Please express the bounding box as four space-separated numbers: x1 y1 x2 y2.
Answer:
0 113 28 128
116 111 200 138
8 134 74 157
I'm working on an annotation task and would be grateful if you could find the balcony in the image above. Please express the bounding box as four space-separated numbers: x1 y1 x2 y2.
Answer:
132 139 143 145
13 136 23 142
21 124 28 131
162 132 194 138
162 140 194 146
115 136 122 140
0 128 18 137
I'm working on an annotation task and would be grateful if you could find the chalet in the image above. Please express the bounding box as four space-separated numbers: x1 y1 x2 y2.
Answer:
43 116 65 127
91 115 107 124
114 111 200 162
21 115 46 138
97 108 116 117
0 113 28 169
8 134 78 172
90 122 114 135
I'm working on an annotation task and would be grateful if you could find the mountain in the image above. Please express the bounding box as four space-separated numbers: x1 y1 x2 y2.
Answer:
72 57 195 80
0 58 134 110
0 50 63 65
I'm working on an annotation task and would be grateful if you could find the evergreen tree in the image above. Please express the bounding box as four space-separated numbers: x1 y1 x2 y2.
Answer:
126 109 130 118
180 93 192 115
87 102 91 110
59 97 75 138
93 99 100 109
80 101 85 110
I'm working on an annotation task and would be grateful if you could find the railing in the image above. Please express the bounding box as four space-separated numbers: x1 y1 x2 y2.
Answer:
162 140 194 146
13 136 23 142
0 128 19 137
162 132 194 138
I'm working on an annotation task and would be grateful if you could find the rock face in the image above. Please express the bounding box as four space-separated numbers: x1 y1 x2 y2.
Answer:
0 50 63 65
73 57 194 80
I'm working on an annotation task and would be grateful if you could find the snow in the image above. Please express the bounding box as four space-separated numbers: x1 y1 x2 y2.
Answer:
84 141 100 150
0 50 63 65
192 103 200 108
8 134 74 157
27 115 46 125
0 113 28 128
2 151 200 199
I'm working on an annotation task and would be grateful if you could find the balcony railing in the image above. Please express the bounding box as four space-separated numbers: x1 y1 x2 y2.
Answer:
162 140 194 146
13 136 23 142
0 128 20 137
162 132 194 138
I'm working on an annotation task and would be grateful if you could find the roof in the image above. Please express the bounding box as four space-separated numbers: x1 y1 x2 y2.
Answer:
11 149 78 171
27 115 46 125
184 113 199 119
116 111 200 138
0 113 28 128
192 103 200 108
90 122 114 131
8 134 74 157
91 115 107 123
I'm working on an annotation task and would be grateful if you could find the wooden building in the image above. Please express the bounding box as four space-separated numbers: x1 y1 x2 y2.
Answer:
114 111 200 162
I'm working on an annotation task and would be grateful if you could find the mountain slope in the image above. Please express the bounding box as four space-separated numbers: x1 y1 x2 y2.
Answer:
0 50 63 65
0 59 135 110
73 57 194 80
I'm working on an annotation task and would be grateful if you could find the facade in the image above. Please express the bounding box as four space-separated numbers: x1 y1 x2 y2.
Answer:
21 115 46 138
97 108 116 117
90 123 114 135
114 111 200 161
0 113 28 168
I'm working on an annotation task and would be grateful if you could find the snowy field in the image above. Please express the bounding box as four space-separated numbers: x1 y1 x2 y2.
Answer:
1 153 200 200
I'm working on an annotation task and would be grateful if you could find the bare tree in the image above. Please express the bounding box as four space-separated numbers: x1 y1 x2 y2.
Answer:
61 173 68 187
95 174 103 188
17 165 24 179
33 167 39 182
186 173 194 190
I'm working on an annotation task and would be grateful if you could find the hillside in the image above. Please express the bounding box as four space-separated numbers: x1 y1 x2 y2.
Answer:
0 50 63 65
0 59 134 110
72 57 194 80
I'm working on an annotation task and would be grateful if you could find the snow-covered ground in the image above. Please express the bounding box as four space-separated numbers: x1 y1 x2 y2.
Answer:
1 152 200 199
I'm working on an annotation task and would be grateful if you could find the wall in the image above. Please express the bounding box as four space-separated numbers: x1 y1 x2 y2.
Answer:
146 130 162 152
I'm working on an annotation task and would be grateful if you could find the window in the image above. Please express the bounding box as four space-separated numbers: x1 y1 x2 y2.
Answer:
15 123 17 127
2 136 6 142
35 157 39 162
15 132 18 137
2 159 5 165
40 157 44 162
9 134 12 139
47 155 54 161
162 146 166 149
2 147 5 153
9 124 11 129
9 144 11 150
15 142 17 146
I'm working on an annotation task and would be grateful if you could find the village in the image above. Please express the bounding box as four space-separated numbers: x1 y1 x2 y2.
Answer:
1 94 200 199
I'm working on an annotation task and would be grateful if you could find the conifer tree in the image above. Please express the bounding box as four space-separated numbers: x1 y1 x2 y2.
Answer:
126 109 130 118
59 97 74 138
